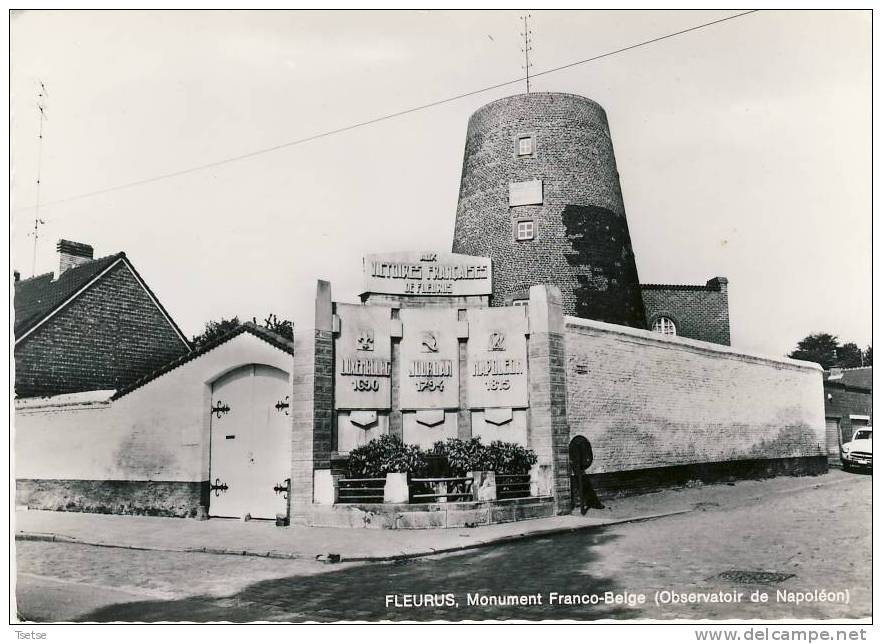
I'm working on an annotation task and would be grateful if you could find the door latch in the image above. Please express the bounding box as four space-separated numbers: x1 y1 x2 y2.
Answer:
274 396 290 415
273 478 290 500
211 400 231 419
210 478 229 496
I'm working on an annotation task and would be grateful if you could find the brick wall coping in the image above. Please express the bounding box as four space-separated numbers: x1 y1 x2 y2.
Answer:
564 315 823 373
641 283 719 292
15 389 116 412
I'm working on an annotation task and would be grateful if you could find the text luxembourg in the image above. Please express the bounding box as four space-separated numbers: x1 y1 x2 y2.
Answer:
339 358 391 377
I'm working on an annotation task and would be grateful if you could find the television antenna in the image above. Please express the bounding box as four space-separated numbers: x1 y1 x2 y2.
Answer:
29 80 48 276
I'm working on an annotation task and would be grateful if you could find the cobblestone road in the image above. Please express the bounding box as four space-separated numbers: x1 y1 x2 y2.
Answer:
15 471 871 622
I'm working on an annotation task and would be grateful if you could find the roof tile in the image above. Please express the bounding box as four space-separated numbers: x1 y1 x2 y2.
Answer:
825 366 872 390
14 253 125 337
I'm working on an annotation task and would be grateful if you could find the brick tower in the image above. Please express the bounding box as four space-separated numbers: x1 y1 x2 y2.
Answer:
452 92 645 327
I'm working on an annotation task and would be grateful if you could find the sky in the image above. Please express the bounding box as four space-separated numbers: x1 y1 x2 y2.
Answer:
9 9 871 358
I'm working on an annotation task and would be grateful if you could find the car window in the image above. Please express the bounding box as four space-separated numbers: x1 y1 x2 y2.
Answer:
852 430 872 441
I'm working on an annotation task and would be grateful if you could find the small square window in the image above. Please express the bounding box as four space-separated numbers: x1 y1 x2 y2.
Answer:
517 135 534 157
515 220 535 241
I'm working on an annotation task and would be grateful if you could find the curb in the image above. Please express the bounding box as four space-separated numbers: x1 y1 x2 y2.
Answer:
14 509 690 563
340 509 693 562
13 533 303 560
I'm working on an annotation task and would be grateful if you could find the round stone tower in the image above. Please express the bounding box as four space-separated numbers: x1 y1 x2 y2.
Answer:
452 92 645 327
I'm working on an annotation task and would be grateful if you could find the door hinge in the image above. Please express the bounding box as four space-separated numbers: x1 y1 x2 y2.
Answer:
273 478 290 500
274 396 290 415
210 478 229 496
211 400 231 418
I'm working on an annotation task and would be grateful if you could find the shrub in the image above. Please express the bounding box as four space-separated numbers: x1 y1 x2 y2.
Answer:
480 440 538 475
348 434 429 478
431 437 538 476
347 434 537 479
431 437 486 476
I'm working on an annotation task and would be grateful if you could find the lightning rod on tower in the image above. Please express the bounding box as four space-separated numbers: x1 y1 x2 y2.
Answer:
520 14 533 93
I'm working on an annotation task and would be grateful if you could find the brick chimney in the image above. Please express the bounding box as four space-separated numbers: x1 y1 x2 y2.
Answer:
705 276 729 293
57 239 94 274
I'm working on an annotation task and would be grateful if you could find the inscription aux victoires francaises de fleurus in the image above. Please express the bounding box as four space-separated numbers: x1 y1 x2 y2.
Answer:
362 252 492 297
368 263 489 295
368 262 489 281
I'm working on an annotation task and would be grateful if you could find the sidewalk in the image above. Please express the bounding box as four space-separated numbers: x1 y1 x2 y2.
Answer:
15 470 848 562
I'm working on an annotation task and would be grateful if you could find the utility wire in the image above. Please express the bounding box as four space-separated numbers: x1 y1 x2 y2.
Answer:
14 10 758 214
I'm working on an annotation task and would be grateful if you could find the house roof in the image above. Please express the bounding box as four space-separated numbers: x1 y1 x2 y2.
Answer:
824 366 872 391
14 253 124 337
13 252 190 348
112 322 295 400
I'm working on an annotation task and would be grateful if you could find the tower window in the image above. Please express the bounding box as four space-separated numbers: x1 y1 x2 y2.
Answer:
652 317 677 336
517 134 535 157
515 219 535 241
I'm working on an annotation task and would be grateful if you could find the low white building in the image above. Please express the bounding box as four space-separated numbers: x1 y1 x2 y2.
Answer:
15 323 294 519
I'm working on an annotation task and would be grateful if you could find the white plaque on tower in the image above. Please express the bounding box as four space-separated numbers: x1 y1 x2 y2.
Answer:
509 180 543 207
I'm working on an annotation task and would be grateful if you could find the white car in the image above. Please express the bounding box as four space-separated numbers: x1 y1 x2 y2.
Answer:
841 428 872 471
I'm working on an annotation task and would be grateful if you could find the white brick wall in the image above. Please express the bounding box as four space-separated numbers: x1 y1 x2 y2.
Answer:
564 317 826 474
15 332 293 482
15 316 827 487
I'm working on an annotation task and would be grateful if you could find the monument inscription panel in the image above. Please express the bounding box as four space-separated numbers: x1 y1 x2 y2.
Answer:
335 303 392 409
398 308 459 410
363 251 492 297
467 307 529 409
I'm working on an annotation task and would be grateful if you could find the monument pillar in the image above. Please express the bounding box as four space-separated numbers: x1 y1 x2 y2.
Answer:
527 284 571 514
289 280 334 525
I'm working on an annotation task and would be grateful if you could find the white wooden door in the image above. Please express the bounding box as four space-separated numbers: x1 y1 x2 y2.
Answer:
249 365 292 519
209 364 291 519
209 367 252 518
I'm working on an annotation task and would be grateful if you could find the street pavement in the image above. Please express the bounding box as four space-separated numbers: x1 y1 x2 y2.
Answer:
14 471 852 561
13 469 870 622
